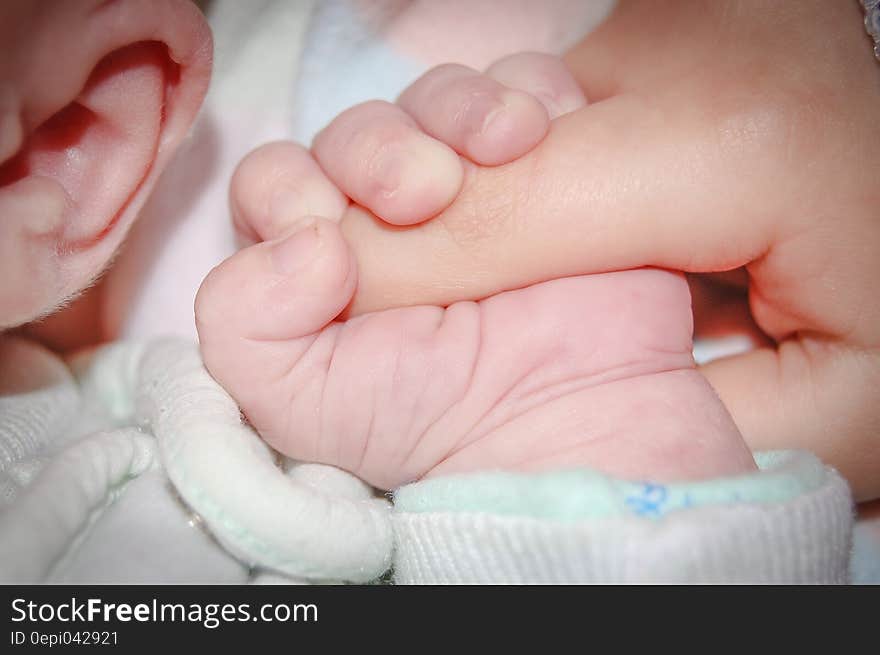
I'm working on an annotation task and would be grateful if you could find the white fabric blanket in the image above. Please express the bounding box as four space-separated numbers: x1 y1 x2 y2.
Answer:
0 337 392 583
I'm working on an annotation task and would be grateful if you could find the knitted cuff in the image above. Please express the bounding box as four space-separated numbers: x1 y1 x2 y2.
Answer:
392 451 854 584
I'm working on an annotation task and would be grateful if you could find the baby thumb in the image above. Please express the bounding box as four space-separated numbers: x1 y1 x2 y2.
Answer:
195 217 357 396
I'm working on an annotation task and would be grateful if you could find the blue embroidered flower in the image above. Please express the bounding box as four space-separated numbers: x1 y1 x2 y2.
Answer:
625 483 669 517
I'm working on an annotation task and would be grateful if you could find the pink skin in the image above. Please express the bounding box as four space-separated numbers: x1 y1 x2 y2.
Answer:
200 53 756 490
311 54 580 228
0 0 212 331
396 63 550 167
197 218 755 491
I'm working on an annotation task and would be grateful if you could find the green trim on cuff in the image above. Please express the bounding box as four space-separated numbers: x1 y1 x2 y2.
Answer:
393 450 829 521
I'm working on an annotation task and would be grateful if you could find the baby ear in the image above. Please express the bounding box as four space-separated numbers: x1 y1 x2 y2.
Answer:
2 42 171 248
0 0 211 328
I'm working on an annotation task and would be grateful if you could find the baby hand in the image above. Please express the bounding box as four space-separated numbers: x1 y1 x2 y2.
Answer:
230 53 587 244
196 217 754 490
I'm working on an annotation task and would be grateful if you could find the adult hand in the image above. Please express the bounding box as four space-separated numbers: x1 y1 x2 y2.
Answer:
230 1 880 500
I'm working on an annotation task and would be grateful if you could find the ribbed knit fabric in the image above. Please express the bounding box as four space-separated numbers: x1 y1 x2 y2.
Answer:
392 454 853 583
0 337 78 482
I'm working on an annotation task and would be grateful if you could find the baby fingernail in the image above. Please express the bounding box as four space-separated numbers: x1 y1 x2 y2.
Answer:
269 189 304 222
270 217 320 276
474 97 507 136
541 90 587 119
370 148 403 199
479 91 528 134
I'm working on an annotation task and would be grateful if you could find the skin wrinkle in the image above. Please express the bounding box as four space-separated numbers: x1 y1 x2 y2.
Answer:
794 337 831 444
450 389 627 476
745 253 796 343
406 301 483 477
448 303 546 455
439 160 522 250
335 314 411 472
461 353 556 449
373 315 411 473
776 339 814 428
501 411 621 473
447 357 697 469
381 305 474 480
508 354 690 408
256 325 340 458
395 308 444 438
792 219 870 343
442 354 551 464
319 323 341 470
510 145 539 241
279 362 328 463
377 341 426 476
275 329 324 403
804 346 864 472
354 378 376 477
